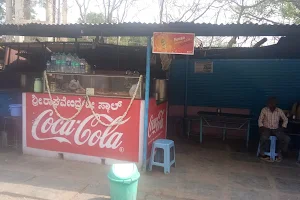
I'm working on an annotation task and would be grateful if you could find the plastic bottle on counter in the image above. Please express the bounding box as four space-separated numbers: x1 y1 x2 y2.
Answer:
85 63 90 74
55 53 61 72
54 53 58 72
34 78 43 93
80 59 85 74
51 53 56 72
71 55 76 73
85 60 90 74
71 54 79 73
75 57 81 73
60 53 66 73
46 61 51 72
66 53 72 73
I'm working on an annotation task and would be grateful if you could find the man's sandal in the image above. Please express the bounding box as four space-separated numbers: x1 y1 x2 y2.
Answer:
275 156 282 162
260 155 274 162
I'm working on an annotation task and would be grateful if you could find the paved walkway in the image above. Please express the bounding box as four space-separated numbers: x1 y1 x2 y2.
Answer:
0 139 299 200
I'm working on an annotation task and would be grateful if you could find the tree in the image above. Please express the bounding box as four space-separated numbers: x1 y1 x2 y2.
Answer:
45 0 54 23
17 0 36 20
24 0 31 19
154 0 228 48
157 0 221 23
62 0 67 23
96 0 138 23
118 36 147 46
74 0 91 23
223 0 281 47
281 1 300 24
76 11 146 45
75 12 105 42
285 0 300 11
78 12 105 23
3 0 12 23
40 0 68 24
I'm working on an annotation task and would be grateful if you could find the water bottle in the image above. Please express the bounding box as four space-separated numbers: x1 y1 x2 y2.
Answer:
80 59 85 74
85 62 90 74
51 53 56 72
75 58 80 73
66 53 72 73
71 60 75 73
55 53 61 72
34 78 43 93
71 55 77 73
46 61 51 72
60 53 66 73
84 60 89 74
217 108 221 116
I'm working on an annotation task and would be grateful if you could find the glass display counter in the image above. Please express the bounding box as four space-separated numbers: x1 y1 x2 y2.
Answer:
43 73 144 99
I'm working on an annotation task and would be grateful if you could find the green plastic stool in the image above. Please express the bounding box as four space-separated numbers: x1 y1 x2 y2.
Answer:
108 163 140 200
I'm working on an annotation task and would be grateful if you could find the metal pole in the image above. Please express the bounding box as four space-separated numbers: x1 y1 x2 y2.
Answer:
7 47 11 65
16 43 20 66
75 38 79 55
182 56 189 137
184 56 189 117
44 43 47 70
142 36 151 171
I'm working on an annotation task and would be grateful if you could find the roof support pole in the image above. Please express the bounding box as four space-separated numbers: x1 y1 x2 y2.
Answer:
142 36 151 171
16 43 20 66
184 56 189 118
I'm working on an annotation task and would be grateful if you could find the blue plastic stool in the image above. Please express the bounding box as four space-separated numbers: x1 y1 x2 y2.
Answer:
257 136 278 161
149 139 176 174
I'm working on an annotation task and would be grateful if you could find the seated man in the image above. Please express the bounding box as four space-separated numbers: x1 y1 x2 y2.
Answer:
258 97 290 162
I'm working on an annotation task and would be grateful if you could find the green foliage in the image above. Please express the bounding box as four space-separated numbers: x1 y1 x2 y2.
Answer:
121 37 147 46
281 2 300 24
37 0 46 8
75 12 147 46
68 36 147 46
0 0 36 22
79 12 106 24
107 36 147 46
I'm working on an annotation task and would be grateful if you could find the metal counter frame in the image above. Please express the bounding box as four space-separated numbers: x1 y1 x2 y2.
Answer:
185 112 252 148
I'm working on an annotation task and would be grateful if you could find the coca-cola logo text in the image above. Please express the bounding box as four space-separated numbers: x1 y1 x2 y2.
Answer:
32 109 130 150
148 109 165 138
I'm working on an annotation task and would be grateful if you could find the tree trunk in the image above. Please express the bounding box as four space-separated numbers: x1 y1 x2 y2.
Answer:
59 0 68 41
23 0 30 20
57 0 61 24
159 0 165 23
46 0 54 23
15 0 24 22
5 0 13 42
14 0 25 42
62 0 67 24
6 0 13 22
53 0 56 23
227 36 237 47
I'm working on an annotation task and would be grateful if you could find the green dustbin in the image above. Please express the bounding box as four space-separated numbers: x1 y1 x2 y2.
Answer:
107 163 140 200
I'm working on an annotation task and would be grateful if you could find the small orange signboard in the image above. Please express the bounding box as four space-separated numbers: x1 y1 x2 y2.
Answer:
153 32 195 55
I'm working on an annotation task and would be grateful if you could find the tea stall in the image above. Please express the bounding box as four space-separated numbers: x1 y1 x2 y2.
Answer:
22 46 168 167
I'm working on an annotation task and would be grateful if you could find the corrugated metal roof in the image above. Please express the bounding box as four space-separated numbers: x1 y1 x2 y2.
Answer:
0 22 299 37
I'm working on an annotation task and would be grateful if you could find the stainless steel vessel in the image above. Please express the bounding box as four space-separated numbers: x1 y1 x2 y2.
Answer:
154 79 167 101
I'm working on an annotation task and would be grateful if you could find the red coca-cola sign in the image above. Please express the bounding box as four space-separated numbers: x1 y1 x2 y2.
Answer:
147 98 168 158
25 93 141 162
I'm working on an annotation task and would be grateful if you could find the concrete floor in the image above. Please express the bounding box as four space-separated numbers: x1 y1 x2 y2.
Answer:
0 138 299 200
